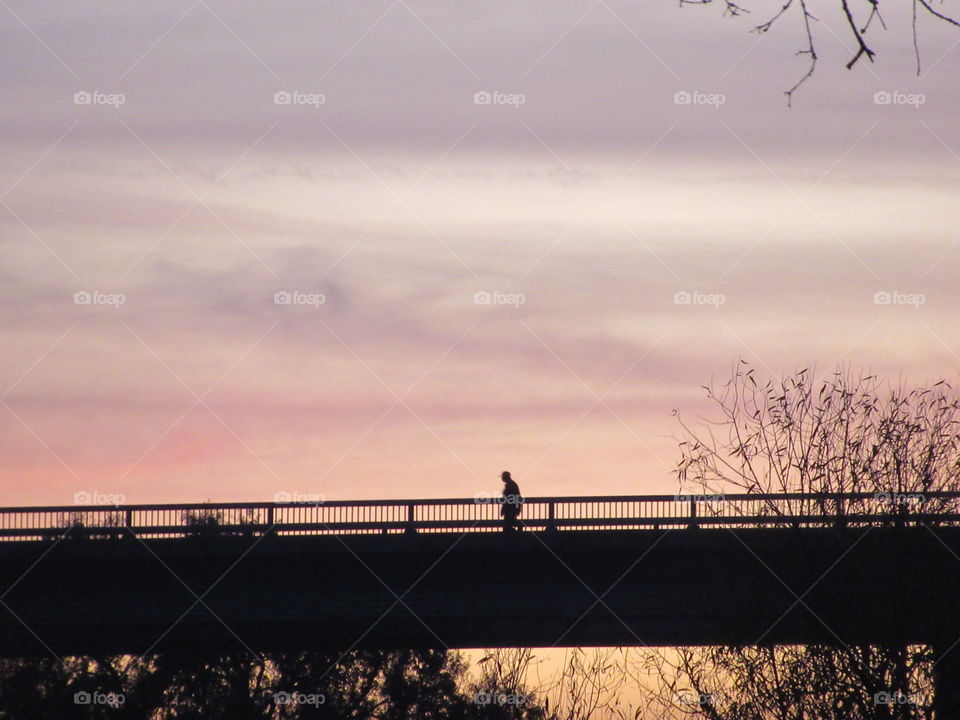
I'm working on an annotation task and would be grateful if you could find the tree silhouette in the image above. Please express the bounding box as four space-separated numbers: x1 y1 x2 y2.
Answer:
645 362 960 719
0 649 551 720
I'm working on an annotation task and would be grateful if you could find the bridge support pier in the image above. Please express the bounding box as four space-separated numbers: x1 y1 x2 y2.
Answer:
934 641 960 719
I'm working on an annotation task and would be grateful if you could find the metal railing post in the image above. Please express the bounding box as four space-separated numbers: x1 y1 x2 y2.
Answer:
547 501 556 532
834 497 846 529
405 503 416 534
688 497 698 529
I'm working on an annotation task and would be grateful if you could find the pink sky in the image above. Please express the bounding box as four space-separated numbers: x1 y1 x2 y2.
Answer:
2 0 960 506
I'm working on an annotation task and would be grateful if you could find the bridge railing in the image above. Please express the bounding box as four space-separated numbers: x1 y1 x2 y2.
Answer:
0 491 959 540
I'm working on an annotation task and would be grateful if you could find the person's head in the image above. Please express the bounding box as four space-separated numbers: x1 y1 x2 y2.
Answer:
501 471 511 483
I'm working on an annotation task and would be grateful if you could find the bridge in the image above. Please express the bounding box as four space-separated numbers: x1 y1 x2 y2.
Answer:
1 492 959 713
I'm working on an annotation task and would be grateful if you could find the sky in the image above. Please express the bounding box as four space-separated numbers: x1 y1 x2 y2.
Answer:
2 0 960 506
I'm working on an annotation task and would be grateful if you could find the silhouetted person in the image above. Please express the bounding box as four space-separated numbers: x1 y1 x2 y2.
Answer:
500 471 523 532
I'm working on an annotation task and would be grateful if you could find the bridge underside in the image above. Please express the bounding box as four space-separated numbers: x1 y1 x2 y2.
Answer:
0 527 958 656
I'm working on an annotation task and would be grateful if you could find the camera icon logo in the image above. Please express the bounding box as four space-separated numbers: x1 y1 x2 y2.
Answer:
473 91 492 105
74 291 92 305
673 91 692 105
273 91 292 105
473 291 492 305
673 290 692 305
74 91 92 105
873 291 892 305
273 691 292 705
74 691 92 705
874 91 892 105
273 291 292 305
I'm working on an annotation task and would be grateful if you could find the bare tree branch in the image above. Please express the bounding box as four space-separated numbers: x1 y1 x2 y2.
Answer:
684 0 960 102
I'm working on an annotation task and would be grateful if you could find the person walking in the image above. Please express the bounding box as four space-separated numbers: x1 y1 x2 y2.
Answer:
500 471 523 532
